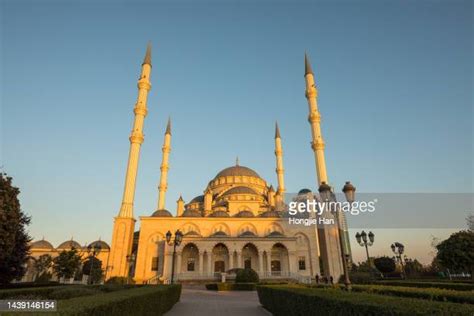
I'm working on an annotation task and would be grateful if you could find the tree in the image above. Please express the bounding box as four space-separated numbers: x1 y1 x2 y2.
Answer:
436 230 474 280
53 249 82 280
373 256 396 275
82 256 103 284
404 258 423 277
467 214 474 231
33 254 53 281
0 173 31 285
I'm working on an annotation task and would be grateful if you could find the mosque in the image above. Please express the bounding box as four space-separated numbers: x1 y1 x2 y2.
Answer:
26 45 350 284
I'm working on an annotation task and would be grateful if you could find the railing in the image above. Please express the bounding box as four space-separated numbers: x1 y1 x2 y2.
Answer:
175 271 306 281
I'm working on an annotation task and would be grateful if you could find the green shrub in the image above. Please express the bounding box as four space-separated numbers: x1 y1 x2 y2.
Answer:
374 280 474 291
35 272 53 284
235 268 259 283
206 283 256 291
351 284 474 304
0 286 66 300
105 276 135 285
257 285 474 316
0 282 60 289
49 287 100 300
339 272 374 284
57 285 181 315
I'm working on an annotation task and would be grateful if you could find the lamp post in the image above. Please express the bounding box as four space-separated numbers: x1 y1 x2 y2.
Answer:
391 242 405 278
166 229 183 284
355 231 374 267
125 253 136 284
86 242 102 285
318 181 355 291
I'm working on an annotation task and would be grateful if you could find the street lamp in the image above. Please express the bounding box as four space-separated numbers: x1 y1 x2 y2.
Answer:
318 181 355 290
391 242 406 278
86 242 102 284
166 229 183 284
355 231 374 267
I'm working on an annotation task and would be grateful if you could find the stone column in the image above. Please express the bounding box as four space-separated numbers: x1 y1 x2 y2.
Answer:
288 251 296 277
176 252 182 275
258 251 264 275
266 251 272 276
237 252 242 268
199 252 204 275
207 253 213 276
229 251 234 270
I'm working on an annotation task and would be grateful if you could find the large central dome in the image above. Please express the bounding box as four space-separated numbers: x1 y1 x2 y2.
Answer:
214 165 261 179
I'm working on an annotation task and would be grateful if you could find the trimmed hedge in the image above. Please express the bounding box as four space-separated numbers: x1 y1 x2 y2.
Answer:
374 280 474 291
351 284 474 304
0 286 68 299
257 285 474 316
0 282 61 289
55 285 181 315
206 283 256 291
0 284 144 300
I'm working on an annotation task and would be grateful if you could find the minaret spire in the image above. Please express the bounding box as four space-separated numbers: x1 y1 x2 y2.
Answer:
305 52 313 76
274 121 286 205
108 44 152 280
157 117 172 210
275 121 281 139
165 117 171 135
143 42 152 66
304 53 327 185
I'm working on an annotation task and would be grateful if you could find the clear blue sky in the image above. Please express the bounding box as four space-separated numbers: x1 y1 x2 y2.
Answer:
1 0 472 262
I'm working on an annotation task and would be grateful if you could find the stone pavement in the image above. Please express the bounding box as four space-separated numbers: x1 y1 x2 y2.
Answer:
165 286 271 316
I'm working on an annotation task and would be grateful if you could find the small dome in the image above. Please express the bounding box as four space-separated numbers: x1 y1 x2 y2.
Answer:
298 188 312 195
208 210 230 217
57 239 82 250
239 231 257 237
182 209 202 217
222 186 258 196
184 231 201 237
234 210 255 218
87 240 110 250
151 209 173 217
259 210 281 218
210 231 228 237
30 239 54 250
189 195 204 203
267 231 284 237
214 165 261 179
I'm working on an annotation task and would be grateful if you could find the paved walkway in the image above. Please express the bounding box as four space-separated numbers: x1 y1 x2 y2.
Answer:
166 287 270 316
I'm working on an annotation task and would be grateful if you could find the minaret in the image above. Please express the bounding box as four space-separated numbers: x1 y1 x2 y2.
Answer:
108 44 152 279
304 52 344 280
304 53 328 185
274 122 286 199
157 118 172 210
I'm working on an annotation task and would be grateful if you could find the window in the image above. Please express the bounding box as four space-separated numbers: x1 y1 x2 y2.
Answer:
151 257 158 271
298 256 306 270
187 258 195 271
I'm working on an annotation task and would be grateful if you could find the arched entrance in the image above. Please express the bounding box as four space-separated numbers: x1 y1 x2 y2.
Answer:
242 243 259 270
271 243 289 276
181 243 199 273
212 243 229 274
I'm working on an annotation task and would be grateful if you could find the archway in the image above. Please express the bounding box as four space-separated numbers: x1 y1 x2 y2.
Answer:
271 243 289 276
242 243 259 270
212 243 229 274
181 243 199 273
